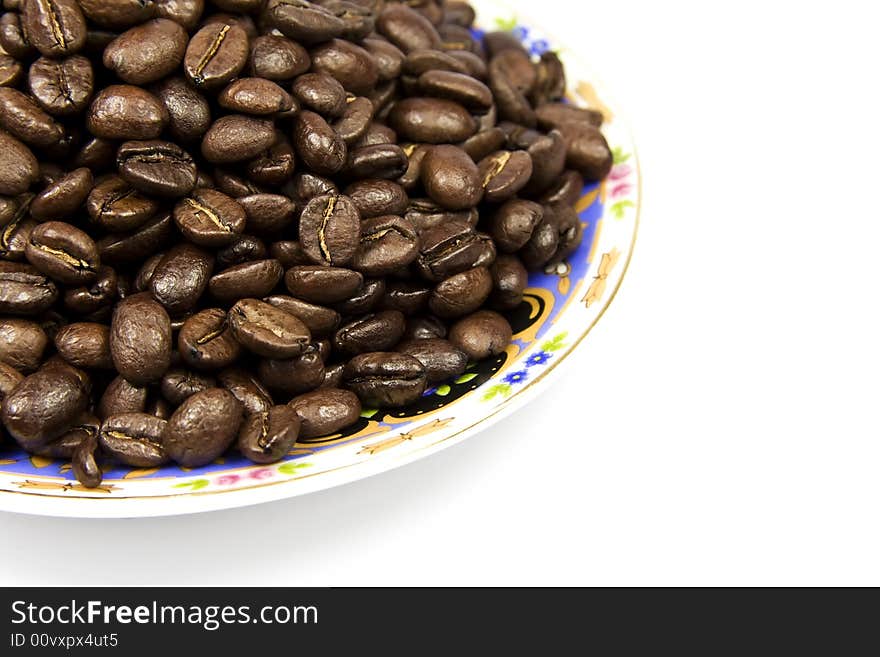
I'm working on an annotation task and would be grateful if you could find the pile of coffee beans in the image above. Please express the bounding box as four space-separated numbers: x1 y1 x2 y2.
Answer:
0 0 612 487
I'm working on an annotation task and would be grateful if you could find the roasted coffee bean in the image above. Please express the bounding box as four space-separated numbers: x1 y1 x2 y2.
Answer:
64 266 117 316
418 70 491 113
103 18 188 85
201 114 276 164
133 253 163 292
219 78 295 116
2 359 90 450
288 387 360 439
87 176 160 233
332 277 384 316
0 87 64 148
0 129 39 196
174 188 246 247
449 310 512 361
294 110 347 175
292 72 347 117
217 367 271 416
178 308 240 371
31 412 96 458
540 170 585 207
334 310 405 355
284 265 362 304
264 295 339 337
417 220 494 282
428 266 492 318
459 126 506 162
160 368 215 406
557 122 613 181
0 52 23 88
519 212 559 270
237 404 300 464
265 0 345 44
363 37 404 82
209 259 283 302
163 388 243 466
97 212 174 265
98 412 168 467
26 221 99 285
343 351 426 407
311 38 378 96
289 172 338 204
153 76 212 143
78 0 155 30
389 97 476 143
29 167 93 221
0 207 35 261
110 293 172 385
489 199 543 254
238 194 296 236
0 12 33 59
536 102 603 131
0 261 58 315
352 214 419 277
545 203 584 265
150 244 213 314
73 136 116 170
202 12 257 38
421 145 481 210
98 375 148 419
213 167 264 198
184 22 249 90
258 350 324 395
87 85 168 140
404 197 477 234
355 122 397 149
376 4 440 53
489 55 535 128
380 281 429 315
478 150 532 203
397 338 467 384
0 318 48 371
403 49 469 77
21 0 87 57
490 254 528 310
345 144 408 180
299 193 360 266
333 96 374 144
155 0 203 30
404 314 446 340
117 140 197 198
54 322 112 369
345 179 408 219
216 235 267 269
246 138 297 186
249 34 310 81
229 298 311 358
72 428 101 487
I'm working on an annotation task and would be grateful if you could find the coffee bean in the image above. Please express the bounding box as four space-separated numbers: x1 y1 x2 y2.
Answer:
299 193 360 266
490 254 528 310
556 122 613 181
397 338 467 384
422 144 482 210
99 412 168 467
311 38 378 96
258 349 324 395
380 281 429 315
352 214 419 277
110 293 172 385
343 351 426 407
536 102 603 131
217 367 272 416
219 78 295 116
153 76 212 143
216 235 267 269
73 136 116 170
294 110 347 175
21 0 87 57
418 70 492 113
540 170 585 207
246 139 297 186
29 167 93 221
54 321 112 369
0 361 24 401
26 221 100 285
0 12 33 59
178 308 241 371
87 85 169 140
459 126 506 162
237 404 300 464
160 368 216 406
0 261 58 315
363 37 404 82
155 0 203 30
229 298 311 358
345 180 408 219
404 315 446 340
98 375 148 419
249 34 310 81
416 220 494 282
0 318 48 371
72 427 101 486
333 309 404 356
428 266 492 318
174 188 246 247
389 97 476 143
292 72 347 117
288 387 360 439
0 52 23 88
489 54 535 127
103 18 188 85
284 265 362 304
519 212 559 270
263 295 340 337
201 114 276 164
0 87 64 148
0 129 39 195
150 243 213 314
78 0 156 30
477 150 532 202
345 144 408 180
238 193 296 236
164 388 243 466
403 49 470 77
184 22 249 90
449 310 512 360
209 259 283 302
97 212 174 265
87 176 160 233
117 140 198 198
266 0 345 45
488 199 543 253
376 4 440 53
333 96 375 144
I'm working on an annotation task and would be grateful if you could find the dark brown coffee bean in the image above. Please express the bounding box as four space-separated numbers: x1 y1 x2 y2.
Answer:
418 69 491 113
379 281 428 315
299 193 360 266
178 308 240 371
150 243 213 314
0 12 33 59
536 102 603 131
458 126 506 162
489 55 535 128
556 122 613 181
397 338 467 384
99 412 168 467
229 298 311 358
72 428 101 487
87 85 168 140
343 351 426 407
0 129 38 196
376 4 440 53
0 361 24 400
311 38 379 96
249 34 310 81
263 295 339 337
98 374 148 419
449 310 512 360
29 167 92 221
363 37 404 82
159 368 215 406
110 293 172 385
330 278 382 316
54 321 112 369
219 78 295 116
0 87 64 148
26 221 99 285
73 136 115 171
345 144 408 180
403 197 477 234
293 110 347 175
0 318 47 371
490 254 528 310
416 220 494 282
332 96 374 145
202 12 257 38
78 0 156 30
288 387 360 439
403 49 469 77
292 72 347 117
520 212 559 270
2 359 90 450
265 0 345 45
153 76 211 143
87 176 160 233
540 170 585 208
184 22 249 90
174 188 246 247
0 261 58 315
201 114 276 164
428 266 492 318
217 367 271 416
334 310 404 355
421 144 481 210
404 314 446 340
246 139 297 186
213 167 265 198
117 140 197 198
209 259 283 302
103 18 187 85
97 212 174 265
345 179 408 219
258 349 324 395
155 0 203 30
21 0 87 57
238 194 296 236
284 265 362 304
489 199 543 253
388 97 476 143
477 150 532 203
351 214 419 277
62 267 115 317
164 388 243 466
216 235 267 269
289 171 338 203
0 52 23 88
237 404 299 464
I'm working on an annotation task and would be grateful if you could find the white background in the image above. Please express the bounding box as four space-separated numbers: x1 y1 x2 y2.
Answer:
2 0 879 586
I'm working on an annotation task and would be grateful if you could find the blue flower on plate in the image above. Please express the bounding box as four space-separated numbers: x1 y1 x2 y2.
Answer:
512 25 529 41
530 39 550 56
526 351 552 367
469 27 486 42
503 370 529 385
422 386 437 397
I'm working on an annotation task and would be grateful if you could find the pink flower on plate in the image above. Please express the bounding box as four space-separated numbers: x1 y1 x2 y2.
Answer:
249 468 273 480
215 474 241 486
609 164 632 181
611 182 633 198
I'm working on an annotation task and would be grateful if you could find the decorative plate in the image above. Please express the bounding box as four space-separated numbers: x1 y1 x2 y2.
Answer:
0 0 640 517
